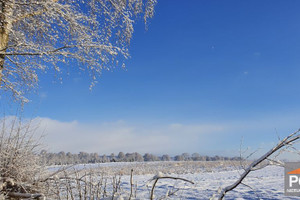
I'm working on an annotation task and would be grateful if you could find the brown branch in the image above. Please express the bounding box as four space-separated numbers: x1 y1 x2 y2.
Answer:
7 192 44 199
0 44 121 56
129 169 134 200
1 45 72 56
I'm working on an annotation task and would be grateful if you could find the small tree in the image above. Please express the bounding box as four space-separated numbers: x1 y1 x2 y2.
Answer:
0 0 157 102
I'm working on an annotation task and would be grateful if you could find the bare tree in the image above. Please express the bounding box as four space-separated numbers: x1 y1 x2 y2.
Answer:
0 0 157 102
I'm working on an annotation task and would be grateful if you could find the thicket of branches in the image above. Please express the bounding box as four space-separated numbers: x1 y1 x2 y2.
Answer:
0 117 46 199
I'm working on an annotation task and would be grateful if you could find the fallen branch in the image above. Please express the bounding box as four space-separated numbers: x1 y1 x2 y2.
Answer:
7 192 45 199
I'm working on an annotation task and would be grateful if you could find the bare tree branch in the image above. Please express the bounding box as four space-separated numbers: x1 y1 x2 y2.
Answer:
0 0 157 103
214 128 300 200
150 175 194 200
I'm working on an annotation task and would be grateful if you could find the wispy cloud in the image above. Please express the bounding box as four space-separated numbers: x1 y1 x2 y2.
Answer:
34 118 229 155
2 113 299 158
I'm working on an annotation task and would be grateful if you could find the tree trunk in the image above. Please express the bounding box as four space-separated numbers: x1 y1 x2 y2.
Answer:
0 31 8 86
0 1 12 86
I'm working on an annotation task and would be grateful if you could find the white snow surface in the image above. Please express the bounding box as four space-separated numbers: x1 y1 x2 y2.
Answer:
48 161 300 200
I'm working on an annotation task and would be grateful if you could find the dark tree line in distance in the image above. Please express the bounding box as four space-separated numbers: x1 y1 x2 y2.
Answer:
40 150 242 165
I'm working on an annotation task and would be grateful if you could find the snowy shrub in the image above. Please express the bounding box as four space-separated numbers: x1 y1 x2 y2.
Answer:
0 117 45 199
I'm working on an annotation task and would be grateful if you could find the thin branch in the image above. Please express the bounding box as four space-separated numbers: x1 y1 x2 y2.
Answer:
150 176 194 200
1 44 121 56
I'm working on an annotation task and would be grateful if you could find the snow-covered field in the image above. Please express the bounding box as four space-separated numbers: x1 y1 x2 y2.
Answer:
48 161 300 199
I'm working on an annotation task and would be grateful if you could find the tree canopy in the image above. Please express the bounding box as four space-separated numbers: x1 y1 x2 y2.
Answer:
0 0 156 102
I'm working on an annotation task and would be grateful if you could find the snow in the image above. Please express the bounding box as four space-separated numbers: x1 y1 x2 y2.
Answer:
48 161 300 199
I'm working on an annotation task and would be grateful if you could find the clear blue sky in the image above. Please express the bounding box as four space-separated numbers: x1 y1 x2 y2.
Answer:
4 0 300 157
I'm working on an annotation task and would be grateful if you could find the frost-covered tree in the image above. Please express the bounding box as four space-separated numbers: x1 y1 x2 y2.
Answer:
181 153 191 161
124 152 144 162
143 153 159 161
174 155 184 161
110 153 116 162
117 151 125 161
101 154 108 162
191 153 201 161
0 0 156 102
134 152 144 162
161 154 171 161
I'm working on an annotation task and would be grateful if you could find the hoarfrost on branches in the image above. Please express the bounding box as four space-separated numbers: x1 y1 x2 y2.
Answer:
0 0 157 102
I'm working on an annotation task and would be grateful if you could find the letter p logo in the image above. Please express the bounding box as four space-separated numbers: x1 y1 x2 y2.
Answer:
285 162 300 196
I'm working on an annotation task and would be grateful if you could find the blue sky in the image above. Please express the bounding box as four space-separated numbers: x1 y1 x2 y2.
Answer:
3 0 300 157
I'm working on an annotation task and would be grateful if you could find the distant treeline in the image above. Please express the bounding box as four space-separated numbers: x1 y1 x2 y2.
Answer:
41 150 242 165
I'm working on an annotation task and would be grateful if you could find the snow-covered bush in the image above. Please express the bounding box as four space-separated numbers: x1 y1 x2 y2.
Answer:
0 117 45 199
